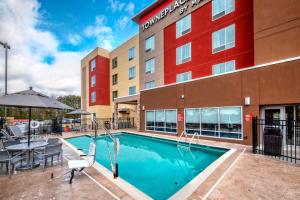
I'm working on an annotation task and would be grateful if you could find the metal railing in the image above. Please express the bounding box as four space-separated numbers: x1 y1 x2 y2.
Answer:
252 117 300 163
177 131 188 146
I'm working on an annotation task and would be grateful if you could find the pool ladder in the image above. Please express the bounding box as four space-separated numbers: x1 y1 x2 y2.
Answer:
91 116 120 178
177 131 200 147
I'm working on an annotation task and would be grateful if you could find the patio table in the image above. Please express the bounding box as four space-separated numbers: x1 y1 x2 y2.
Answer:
6 141 48 170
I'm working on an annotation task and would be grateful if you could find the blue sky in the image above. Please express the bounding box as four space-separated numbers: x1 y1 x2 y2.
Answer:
38 0 154 53
0 0 155 95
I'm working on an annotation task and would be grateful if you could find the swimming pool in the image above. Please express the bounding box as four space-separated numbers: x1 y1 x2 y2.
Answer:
66 133 229 199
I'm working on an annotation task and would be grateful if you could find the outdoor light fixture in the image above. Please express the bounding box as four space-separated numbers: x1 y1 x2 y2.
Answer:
245 97 251 106
142 106 145 111
181 94 185 99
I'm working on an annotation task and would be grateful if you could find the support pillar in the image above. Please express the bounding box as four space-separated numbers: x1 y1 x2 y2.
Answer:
114 103 118 129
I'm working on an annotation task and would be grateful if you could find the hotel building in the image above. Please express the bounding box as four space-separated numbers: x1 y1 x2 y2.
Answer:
81 35 140 127
81 0 300 145
132 0 300 145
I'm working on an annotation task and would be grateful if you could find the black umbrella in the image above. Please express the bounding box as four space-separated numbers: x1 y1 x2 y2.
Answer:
67 109 91 130
0 87 73 146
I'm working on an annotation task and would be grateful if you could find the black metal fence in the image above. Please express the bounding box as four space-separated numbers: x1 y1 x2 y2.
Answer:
252 117 300 163
87 117 135 130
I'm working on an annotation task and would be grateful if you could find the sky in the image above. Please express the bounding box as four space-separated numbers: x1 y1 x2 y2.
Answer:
0 0 154 96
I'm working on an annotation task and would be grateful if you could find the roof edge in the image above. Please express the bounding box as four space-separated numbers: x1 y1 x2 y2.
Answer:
132 0 167 23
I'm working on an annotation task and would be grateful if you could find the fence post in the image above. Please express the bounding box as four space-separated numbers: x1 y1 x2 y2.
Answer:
252 116 257 154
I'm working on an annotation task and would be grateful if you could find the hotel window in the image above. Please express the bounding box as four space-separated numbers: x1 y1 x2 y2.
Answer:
212 24 235 53
112 57 118 69
128 66 136 80
112 74 118 85
90 59 96 71
145 58 155 74
145 110 177 133
176 71 192 83
91 75 96 87
185 109 200 135
145 80 155 89
213 60 235 75
212 0 235 20
176 43 191 65
184 107 242 139
176 14 191 38
91 92 96 103
112 90 118 100
128 47 136 60
145 35 155 52
128 86 136 96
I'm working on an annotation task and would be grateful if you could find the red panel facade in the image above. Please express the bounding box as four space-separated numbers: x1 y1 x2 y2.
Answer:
164 0 254 84
89 55 110 106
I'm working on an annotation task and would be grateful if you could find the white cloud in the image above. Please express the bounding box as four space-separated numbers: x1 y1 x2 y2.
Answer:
116 16 132 30
0 0 84 96
108 0 135 15
84 15 115 51
68 34 82 45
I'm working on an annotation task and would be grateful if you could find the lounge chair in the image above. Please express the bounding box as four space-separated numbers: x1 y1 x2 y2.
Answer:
0 129 14 141
68 141 96 184
7 126 26 139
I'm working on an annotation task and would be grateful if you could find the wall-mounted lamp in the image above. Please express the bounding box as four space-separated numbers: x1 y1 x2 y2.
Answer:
142 106 145 111
245 97 250 106
181 94 185 99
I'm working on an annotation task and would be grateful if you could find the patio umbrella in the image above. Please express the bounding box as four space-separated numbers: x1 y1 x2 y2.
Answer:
0 87 73 146
67 109 91 130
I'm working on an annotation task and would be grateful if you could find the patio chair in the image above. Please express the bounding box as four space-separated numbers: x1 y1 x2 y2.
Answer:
0 150 24 176
0 129 14 141
47 138 60 145
36 143 63 168
68 141 96 184
7 126 26 139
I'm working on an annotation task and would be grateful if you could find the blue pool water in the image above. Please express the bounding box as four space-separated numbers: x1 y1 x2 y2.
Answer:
66 133 228 200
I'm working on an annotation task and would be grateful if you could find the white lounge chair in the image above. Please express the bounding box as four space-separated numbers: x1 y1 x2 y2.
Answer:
68 141 96 184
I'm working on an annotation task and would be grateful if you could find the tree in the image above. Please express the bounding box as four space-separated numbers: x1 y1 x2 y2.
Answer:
57 95 81 110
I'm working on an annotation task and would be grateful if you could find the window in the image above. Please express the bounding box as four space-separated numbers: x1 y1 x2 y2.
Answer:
145 80 155 89
176 43 191 65
212 0 235 20
128 47 136 60
176 71 192 83
184 106 242 139
145 36 155 52
128 66 136 80
146 110 177 133
91 92 96 103
112 90 118 100
212 24 235 53
91 75 96 87
145 58 155 74
112 57 118 69
176 14 191 38
213 60 235 75
185 109 200 134
128 86 136 96
90 59 96 71
112 74 118 85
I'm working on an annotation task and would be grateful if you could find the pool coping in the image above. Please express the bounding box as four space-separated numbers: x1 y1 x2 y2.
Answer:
63 131 237 200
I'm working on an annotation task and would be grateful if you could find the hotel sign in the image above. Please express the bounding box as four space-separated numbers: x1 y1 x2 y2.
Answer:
142 0 204 31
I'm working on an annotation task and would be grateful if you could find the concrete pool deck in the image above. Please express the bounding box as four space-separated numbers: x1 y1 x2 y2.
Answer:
0 130 299 200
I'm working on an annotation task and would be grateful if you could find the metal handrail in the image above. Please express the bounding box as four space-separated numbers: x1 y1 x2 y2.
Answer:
91 117 119 178
189 132 200 148
177 131 187 145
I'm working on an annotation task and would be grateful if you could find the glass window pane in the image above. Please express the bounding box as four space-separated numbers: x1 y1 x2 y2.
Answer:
166 110 177 133
201 108 219 137
155 110 165 131
146 111 155 130
185 109 200 134
219 107 242 139
226 25 235 48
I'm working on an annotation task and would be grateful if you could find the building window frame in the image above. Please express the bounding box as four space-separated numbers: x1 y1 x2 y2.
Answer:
176 71 192 83
112 57 118 69
145 58 155 74
90 58 96 71
212 60 236 75
145 35 155 52
145 109 177 134
91 75 96 87
112 90 118 100
176 14 191 38
112 74 118 85
212 0 235 21
91 91 96 103
145 80 155 89
176 42 192 65
128 66 136 80
128 47 136 61
128 86 137 96
212 24 235 54
184 106 243 140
